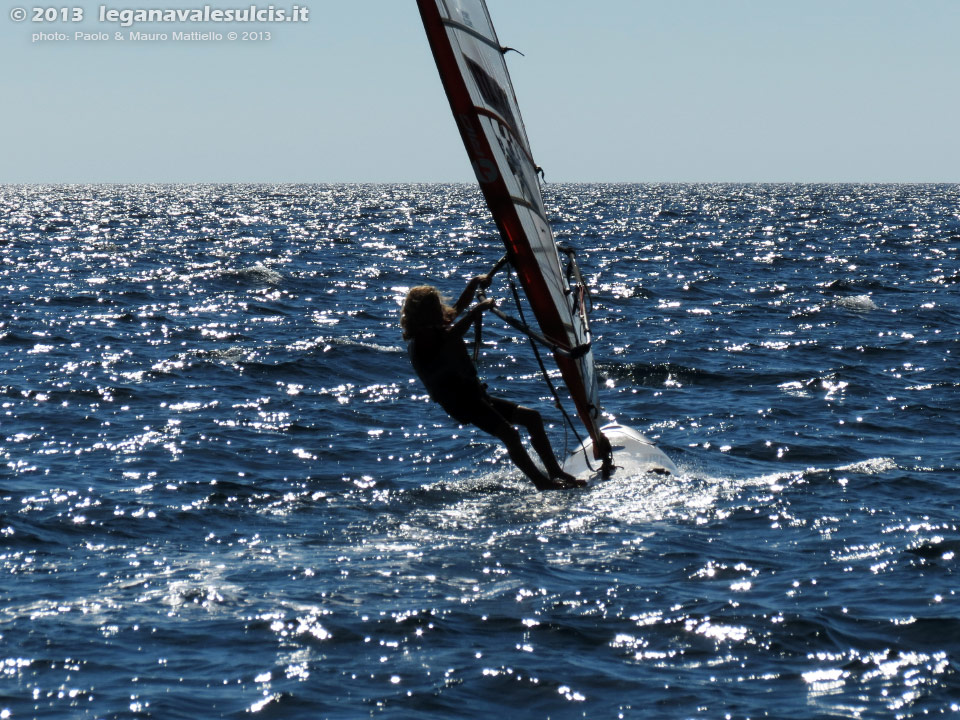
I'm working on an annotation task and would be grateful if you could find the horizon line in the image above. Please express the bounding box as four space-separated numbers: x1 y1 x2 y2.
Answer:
3 179 958 187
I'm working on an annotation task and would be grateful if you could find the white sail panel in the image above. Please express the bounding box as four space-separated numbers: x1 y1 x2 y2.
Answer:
418 0 609 464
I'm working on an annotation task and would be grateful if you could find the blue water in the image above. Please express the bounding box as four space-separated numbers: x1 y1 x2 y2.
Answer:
1 183 958 719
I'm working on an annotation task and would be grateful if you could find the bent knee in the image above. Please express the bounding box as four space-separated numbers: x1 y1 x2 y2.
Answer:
513 405 543 427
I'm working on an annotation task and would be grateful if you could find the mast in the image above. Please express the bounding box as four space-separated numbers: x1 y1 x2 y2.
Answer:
417 0 612 467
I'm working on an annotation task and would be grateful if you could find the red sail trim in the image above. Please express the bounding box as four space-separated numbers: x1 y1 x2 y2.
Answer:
417 0 607 458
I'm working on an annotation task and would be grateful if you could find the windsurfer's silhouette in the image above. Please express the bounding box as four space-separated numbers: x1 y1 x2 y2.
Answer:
402 274 583 490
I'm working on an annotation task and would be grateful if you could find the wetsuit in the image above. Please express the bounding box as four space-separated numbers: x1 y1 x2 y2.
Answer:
408 326 517 434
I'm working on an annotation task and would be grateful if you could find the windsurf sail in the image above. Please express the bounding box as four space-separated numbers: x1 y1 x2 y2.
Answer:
417 0 612 468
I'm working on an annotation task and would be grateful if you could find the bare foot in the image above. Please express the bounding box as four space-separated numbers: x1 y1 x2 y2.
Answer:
536 472 586 490
554 470 586 487
533 470 587 490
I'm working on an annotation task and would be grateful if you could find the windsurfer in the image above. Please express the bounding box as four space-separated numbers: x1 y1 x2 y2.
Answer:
402 274 584 490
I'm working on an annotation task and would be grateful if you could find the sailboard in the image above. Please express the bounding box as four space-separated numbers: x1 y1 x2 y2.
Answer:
564 423 678 480
416 0 674 480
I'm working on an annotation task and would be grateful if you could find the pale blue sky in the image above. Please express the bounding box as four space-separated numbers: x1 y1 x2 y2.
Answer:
2 0 958 183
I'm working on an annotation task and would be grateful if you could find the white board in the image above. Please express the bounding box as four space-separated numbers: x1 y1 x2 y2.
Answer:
564 423 678 481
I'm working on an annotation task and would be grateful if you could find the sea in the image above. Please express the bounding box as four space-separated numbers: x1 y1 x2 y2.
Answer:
1 183 958 719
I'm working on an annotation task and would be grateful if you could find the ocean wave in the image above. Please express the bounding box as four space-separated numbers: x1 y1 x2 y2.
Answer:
835 294 878 311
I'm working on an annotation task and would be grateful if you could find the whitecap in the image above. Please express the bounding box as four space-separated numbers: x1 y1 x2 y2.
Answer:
234 262 283 285
835 457 898 474
835 294 877 311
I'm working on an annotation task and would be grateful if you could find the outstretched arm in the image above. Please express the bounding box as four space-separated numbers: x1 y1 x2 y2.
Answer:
451 297 495 337
453 273 494 315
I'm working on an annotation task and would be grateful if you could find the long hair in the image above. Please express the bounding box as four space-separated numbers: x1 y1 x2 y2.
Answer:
401 285 456 340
